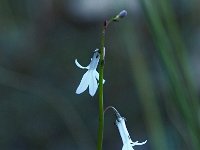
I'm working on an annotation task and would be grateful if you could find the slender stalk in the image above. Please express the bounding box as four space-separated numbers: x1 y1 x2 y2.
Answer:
96 11 127 149
97 23 106 150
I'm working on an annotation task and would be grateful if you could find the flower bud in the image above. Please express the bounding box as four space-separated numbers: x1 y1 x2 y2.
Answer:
113 10 128 21
118 10 128 18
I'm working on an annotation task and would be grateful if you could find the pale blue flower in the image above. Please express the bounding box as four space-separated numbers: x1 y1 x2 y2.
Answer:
75 49 105 96
116 117 147 150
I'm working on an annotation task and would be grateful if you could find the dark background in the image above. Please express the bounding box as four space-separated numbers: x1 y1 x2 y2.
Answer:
0 0 200 150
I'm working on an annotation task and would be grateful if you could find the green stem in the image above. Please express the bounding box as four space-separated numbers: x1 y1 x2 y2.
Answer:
97 24 105 150
96 14 126 149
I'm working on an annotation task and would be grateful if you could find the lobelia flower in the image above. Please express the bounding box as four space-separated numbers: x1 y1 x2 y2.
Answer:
116 117 147 150
75 49 105 96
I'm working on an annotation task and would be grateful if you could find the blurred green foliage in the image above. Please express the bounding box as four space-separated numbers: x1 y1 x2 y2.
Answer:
0 0 200 150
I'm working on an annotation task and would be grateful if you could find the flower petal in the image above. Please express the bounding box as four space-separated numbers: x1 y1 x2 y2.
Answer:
89 71 98 96
93 48 99 52
132 140 147 146
116 117 129 144
89 52 100 70
122 144 134 150
75 59 89 69
76 71 90 94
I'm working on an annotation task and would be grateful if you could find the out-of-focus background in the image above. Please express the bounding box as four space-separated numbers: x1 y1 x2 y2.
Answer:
0 0 200 150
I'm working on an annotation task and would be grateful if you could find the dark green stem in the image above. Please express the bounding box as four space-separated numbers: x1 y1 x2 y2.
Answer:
96 12 127 149
97 23 106 150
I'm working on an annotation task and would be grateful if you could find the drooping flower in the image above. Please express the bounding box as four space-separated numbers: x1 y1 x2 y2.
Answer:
116 117 147 150
75 49 105 96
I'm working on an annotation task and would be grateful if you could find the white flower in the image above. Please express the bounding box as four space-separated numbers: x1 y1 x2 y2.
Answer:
116 117 147 150
75 49 105 96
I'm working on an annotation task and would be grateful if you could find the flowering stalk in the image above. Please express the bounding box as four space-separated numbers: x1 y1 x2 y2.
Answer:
97 10 127 150
75 10 127 150
97 22 106 150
